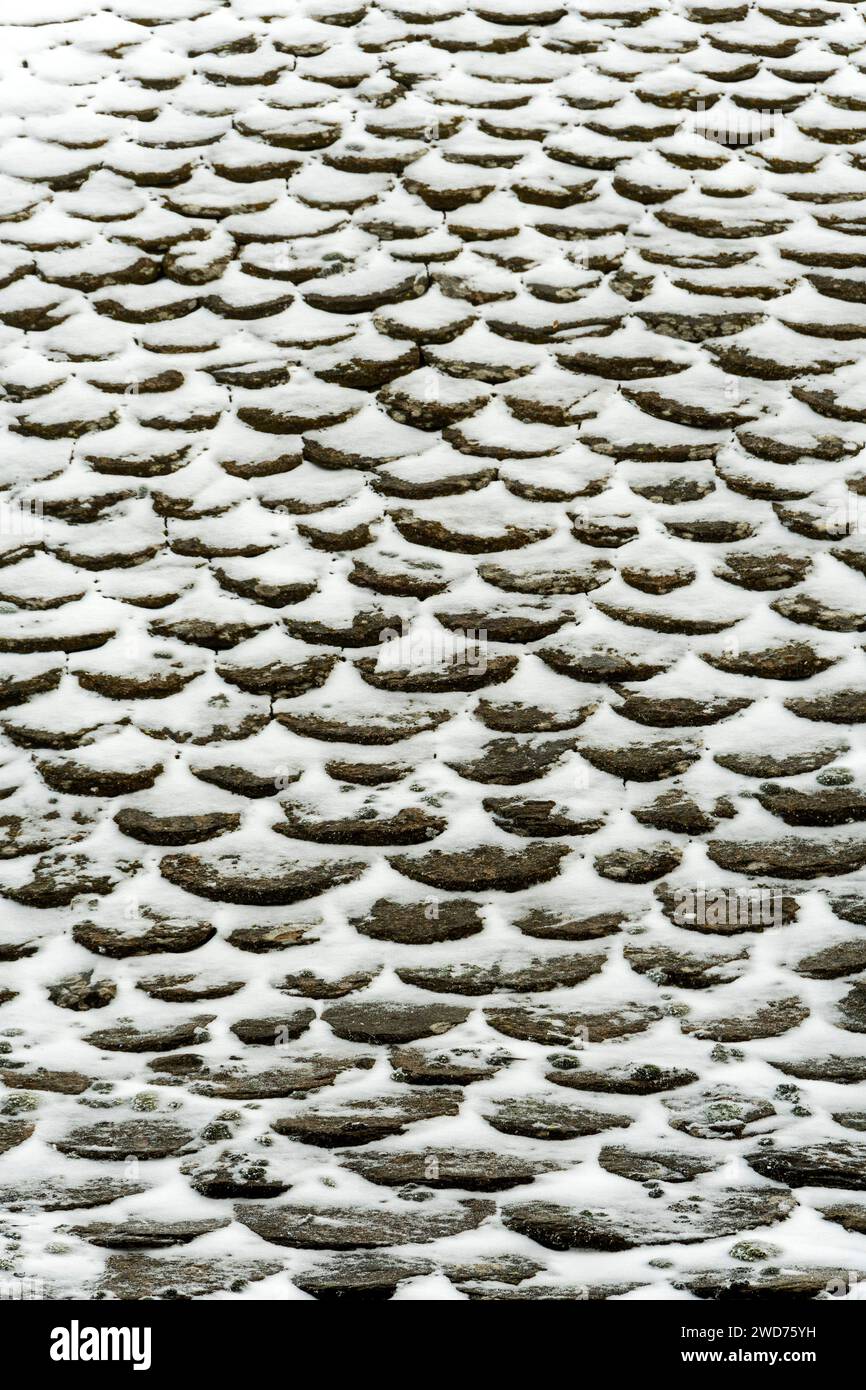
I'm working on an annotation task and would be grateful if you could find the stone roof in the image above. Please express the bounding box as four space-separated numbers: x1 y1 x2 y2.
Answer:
1 0 866 1301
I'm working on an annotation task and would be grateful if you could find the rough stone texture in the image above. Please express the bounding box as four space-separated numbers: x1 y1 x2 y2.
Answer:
2 0 866 1305
235 1199 494 1249
501 1191 797 1251
338 1150 565 1192
746 1143 866 1191
598 1147 723 1184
